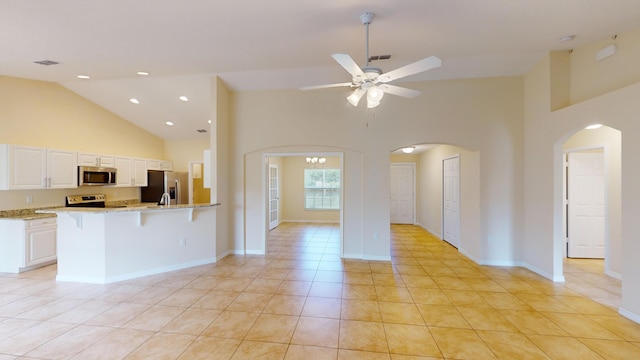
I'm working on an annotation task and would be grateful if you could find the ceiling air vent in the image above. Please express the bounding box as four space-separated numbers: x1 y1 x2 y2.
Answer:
34 59 59 66
368 54 391 61
196 129 207 133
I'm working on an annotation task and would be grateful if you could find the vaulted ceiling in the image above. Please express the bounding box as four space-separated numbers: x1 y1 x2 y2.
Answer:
3 1 640 139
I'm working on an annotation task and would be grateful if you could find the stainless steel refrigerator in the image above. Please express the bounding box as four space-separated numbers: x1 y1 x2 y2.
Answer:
141 170 189 204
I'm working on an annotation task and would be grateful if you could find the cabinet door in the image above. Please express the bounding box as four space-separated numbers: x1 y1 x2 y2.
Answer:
47 149 77 188
114 156 132 186
9 145 47 189
147 159 161 171
98 155 115 167
25 225 57 266
78 153 99 166
161 161 173 171
132 158 148 186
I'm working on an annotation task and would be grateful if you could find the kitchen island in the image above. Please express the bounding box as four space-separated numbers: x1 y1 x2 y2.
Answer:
37 203 220 284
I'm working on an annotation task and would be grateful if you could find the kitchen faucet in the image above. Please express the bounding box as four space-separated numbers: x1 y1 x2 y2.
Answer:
158 192 170 206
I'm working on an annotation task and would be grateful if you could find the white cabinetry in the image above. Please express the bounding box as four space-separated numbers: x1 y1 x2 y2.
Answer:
78 152 115 167
25 218 57 267
0 145 77 189
0 217 57 273
147 159 173 171
115 156 148 187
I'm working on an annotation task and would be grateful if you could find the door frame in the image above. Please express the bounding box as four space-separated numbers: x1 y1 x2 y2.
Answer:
187 160 204 205
563 145 610 268
390 162 416 224
268 164 280 230
442 154 461 248
262 152 344 256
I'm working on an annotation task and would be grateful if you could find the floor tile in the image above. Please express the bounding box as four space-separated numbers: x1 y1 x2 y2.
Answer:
245 313 298 343
161 307 221 335
456 306 519 332
383 323 441 357
309 282 343 298
498 309 567 335
230 340 289 359
25 325 113 360
291 316 339 347
339 320 388 353
262 295 307 315
541 312 623 340
476 330 551 360
301 296 341 318
429 327 497 359
527 334 603 360
285 344 338 360
337 349 390 359
124 332 195 359
341 299 382 322
378 302 424 325
122 304 184 331
177 336 241 360
579 338 640 360
416 304 470 328
201 310 259 339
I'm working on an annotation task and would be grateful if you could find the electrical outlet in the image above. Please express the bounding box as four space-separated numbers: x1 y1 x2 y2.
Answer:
179 238 186 247
25 196 32 204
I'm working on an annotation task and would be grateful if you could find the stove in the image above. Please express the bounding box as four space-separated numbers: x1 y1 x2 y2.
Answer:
65 194 106 208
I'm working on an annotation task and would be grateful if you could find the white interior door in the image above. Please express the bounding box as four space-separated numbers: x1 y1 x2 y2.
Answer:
568 151 605 258
390 163 415 224
268 164 280 230
443 156 460 248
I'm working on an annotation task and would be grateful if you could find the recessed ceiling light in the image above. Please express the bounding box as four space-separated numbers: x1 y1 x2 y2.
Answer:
559 35 576 42
165 121 174 126
137 71 149 76
585 124 602 130
77 75 90 79
129 98 139 104
179 96 189 102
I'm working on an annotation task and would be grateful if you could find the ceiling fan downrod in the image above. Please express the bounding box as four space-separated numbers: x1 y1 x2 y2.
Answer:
360 12 374 67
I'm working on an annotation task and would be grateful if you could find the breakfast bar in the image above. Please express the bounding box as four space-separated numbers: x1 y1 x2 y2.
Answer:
38 203 220 284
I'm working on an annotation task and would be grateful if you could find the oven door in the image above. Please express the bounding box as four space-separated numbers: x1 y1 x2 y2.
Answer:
78 166 117 186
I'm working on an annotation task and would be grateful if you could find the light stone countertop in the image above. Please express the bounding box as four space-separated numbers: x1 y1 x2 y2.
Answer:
36 203 220 215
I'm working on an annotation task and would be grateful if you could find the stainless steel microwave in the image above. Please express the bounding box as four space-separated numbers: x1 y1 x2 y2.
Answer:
78 166 117 186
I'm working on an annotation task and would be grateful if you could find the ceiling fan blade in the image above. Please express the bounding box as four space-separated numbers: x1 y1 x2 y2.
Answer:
300 82 353 91
378 84 421 98
332 53 365 79
377 56 442 83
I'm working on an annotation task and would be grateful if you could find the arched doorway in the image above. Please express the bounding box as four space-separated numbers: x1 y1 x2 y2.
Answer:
557 124 622 308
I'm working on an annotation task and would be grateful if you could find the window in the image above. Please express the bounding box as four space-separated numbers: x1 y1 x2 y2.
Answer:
304 168 340 210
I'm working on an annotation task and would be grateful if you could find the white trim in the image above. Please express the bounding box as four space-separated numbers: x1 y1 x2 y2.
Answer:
280 219 340 224
523 261 565 282
442 154 461 247
619 307 640 324
245 250 266 255
605 269 622 280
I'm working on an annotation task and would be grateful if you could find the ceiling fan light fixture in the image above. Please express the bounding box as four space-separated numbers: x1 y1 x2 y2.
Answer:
347 88 366 106
367 99 380 108
367 86 384 103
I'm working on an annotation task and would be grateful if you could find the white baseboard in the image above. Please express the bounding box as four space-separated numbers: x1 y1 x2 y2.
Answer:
245 250 266 255
605 269 622 280
280 219 340 224
619 307 640 324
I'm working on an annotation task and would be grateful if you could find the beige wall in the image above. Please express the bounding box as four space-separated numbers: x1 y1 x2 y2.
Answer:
524 25 640 320
0 76 166 210
164 138 210 172
570 27 640 104
232 76 523 262
280 156 340 223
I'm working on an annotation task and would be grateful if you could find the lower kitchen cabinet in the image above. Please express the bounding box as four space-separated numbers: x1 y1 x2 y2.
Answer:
0 217 57 272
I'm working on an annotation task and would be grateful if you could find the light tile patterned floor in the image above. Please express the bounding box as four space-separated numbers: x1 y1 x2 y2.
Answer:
0 223 639 359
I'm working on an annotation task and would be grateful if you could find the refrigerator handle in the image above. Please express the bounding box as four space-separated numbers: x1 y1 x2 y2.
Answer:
175 179 180 204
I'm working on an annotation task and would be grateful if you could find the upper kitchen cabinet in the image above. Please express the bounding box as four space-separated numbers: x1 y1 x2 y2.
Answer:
115 156 148 187
0 145 77 190
147 159 173 171
78 152 115 168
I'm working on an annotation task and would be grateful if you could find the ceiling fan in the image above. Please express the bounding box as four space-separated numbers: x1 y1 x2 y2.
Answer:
301 12 442 108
